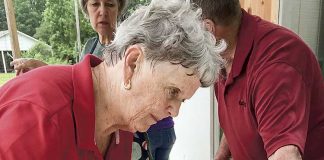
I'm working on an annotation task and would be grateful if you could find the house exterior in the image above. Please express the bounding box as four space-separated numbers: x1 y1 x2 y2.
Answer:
0 30 48 73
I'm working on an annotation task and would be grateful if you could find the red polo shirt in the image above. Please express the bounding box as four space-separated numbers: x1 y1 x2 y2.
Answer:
0 55 133 160
215 10 324 159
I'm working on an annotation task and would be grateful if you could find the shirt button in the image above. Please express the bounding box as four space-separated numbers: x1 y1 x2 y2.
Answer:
239 99 246 106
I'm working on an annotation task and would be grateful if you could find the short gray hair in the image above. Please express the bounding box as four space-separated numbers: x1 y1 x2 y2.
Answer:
79 0 128 17
103 0 225 87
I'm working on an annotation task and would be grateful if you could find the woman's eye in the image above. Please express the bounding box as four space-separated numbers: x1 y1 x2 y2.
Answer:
105 3 115 7
91 2 100 6
168 88 179 98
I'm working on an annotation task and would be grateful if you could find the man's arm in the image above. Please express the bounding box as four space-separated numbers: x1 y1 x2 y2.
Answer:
268 145 302 160
215 134 231 160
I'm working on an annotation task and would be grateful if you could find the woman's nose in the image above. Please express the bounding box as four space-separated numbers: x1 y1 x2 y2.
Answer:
168 102 181 117
99 3 108 16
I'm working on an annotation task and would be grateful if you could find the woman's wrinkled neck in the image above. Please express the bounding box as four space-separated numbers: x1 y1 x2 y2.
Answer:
98 33 113 45
91 63 118 154
92 64 117 128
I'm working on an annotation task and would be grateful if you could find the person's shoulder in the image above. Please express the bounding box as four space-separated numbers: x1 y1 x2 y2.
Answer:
80 37 98 60
84 37 98 46
255 18 299 42
83 37 97 50
250 20 316 82
33 65 73 90
253 18 309 53
30 65 73 81
1 65 73 102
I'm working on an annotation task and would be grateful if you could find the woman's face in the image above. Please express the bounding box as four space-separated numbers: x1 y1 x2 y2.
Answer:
126 61 201 132
87 0 118 37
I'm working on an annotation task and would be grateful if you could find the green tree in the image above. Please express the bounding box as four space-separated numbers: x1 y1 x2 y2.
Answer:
0 0 46 36
0 1 7 31
24 42 52 59
121 0 151 20
23 42 68 64
35 0 94 64
14 0 46 36
35 0 74 62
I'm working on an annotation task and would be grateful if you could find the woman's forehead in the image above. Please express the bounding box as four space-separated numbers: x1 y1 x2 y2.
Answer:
153 62 195 76
152 63 200 86
88 0 118 3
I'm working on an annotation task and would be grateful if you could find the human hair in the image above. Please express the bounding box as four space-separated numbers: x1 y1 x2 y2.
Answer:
192 0 241 25
103 0 225 87
79 0 128 17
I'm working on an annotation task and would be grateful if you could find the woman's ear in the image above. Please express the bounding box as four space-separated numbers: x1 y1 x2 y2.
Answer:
203 19 216 35
123 44 144 84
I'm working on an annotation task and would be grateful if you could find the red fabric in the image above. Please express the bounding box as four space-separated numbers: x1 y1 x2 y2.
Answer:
0 55 133 160
215 10 324 159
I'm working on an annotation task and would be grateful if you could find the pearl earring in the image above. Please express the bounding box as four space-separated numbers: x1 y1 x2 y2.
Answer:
124 80 131 90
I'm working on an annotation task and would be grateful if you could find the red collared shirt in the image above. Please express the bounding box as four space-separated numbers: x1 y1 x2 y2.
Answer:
215 10 324 159
0 55 133 160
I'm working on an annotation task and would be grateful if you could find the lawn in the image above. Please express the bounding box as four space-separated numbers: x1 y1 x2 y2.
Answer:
0 73 16 86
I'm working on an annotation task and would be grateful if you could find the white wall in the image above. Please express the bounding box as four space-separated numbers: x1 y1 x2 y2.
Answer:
170 87 215 160
0 32 38 51
0 35 12 51
279 0 322 56
18 33 39 51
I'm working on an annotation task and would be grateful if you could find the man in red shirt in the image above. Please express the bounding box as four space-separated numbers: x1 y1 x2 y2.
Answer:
193 0 324 159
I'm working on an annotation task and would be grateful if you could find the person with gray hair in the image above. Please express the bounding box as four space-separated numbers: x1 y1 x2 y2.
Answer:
0 0 225 159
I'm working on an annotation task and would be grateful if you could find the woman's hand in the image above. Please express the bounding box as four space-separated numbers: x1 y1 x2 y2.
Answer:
10 58 48 75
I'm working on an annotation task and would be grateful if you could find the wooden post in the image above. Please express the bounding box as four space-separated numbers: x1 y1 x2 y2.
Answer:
4 0 21 59
1 51 7 73
74 0 81 61
271 0 279 24
240 0 279 24
240 0 252 14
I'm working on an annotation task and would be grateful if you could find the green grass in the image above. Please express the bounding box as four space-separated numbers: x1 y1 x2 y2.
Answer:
0 73 16 86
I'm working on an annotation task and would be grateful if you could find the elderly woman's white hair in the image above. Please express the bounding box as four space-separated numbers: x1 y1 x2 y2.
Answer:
104 0 226 87
79 0 128 17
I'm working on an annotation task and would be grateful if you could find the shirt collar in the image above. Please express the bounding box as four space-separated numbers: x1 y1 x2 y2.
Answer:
72 54 102 150
229 9 257 81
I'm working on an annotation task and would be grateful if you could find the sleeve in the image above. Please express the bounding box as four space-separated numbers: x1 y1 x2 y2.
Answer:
0 101 60 160
252 63 309 157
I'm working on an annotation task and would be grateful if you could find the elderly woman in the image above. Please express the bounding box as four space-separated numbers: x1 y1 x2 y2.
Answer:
0 0 225 160
12 0 178 159
12 0 176 159
11 0 128 72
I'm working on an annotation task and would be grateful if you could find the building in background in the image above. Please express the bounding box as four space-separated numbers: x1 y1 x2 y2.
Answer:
0 30 50 73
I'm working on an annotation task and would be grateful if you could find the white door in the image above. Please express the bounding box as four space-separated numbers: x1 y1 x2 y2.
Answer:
169 87 220 160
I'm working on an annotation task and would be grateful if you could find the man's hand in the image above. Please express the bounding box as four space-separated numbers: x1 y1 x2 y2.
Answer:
215 135 231 160
10 58 48 75
268 145 302 160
